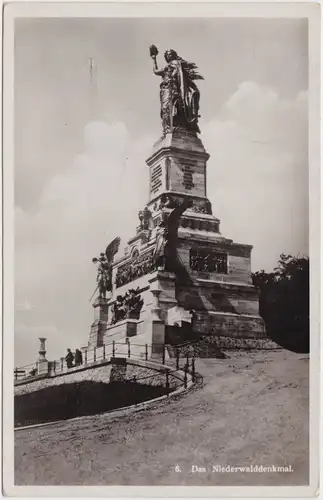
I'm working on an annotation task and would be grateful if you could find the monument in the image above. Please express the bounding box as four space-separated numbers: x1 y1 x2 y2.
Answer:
87 46 266 357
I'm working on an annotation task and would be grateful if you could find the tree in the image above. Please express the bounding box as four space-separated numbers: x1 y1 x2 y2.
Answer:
252 254 309 353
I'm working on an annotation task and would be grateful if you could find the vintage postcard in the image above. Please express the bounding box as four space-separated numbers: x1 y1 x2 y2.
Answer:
2 1 321 497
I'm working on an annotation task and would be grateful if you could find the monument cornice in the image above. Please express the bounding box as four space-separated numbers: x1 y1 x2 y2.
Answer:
146 146 210 166
194 279 256 293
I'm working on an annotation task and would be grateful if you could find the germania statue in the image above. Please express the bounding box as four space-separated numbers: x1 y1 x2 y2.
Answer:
150 45 204 135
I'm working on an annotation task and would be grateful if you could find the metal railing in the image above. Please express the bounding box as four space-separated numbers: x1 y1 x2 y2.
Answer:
14 362 39 381
14 340 196 386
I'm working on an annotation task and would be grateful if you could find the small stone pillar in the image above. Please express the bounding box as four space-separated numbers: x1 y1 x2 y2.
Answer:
149 287 166 359
37 337 49 375
89 297 110 348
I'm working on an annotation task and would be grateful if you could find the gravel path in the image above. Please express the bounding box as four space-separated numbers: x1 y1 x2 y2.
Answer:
15 350 309 486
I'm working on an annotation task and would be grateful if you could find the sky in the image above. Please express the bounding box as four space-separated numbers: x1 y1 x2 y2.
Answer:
14 18 308 366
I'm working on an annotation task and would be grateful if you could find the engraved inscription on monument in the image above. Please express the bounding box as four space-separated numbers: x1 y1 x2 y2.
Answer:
183 165 194 190
150 164 163 195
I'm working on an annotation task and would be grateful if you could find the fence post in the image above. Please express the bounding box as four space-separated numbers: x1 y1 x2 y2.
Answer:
112 341 115 357
176 349 179 370
192 357 195 382
133 376 137 406
145 344 148 361
103 344 106 360
93 346 96 363
84 350 87 365
162 344 165 364
166 370 170 395
14 368 18 381
128 341 131 358
184 365 188 389
60 357 64 371
186 354 189 371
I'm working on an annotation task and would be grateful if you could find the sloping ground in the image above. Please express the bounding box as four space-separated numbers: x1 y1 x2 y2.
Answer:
15 350 309 486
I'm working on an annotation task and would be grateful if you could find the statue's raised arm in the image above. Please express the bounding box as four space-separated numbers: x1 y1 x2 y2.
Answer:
149 45 204 135
150 44 164 76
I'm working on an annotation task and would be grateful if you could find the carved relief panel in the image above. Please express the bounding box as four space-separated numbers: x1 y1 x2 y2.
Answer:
189 248 228 274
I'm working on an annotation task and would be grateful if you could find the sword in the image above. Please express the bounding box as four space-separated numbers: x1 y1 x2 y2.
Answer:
89 285 99 302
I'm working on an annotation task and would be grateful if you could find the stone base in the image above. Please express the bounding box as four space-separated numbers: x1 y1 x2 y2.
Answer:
88 320 107 348
88 297 110 348
88 130 266 353
194 311 266 339
104 318 141 344
37 359 49 375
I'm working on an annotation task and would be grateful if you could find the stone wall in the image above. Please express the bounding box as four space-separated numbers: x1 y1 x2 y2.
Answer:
14 362 112 396
194 312 266 338
14 358 187 397
176 281 261 317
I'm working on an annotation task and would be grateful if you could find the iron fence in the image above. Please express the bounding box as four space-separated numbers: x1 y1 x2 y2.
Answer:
14 362 39 380
14 340 195 385
14 333 280 384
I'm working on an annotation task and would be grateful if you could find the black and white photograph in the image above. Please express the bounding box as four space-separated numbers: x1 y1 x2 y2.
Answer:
2 1 320 496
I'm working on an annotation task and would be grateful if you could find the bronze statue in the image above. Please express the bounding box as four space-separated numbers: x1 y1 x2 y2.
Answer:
110 288 144 325
153 220 169 270
153 198 192 271
150 45 203 135
111 295 126 324
92 236 121 299
138 206 153 231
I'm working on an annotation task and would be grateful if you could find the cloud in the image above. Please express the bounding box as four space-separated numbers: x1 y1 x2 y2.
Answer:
15 82 308 366
15 121 153 365
201 81 308 272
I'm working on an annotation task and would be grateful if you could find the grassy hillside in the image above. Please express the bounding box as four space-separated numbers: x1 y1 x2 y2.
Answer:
15 350 309 486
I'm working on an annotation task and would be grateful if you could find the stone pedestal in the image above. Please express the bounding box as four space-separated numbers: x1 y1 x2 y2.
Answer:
104 318 140 344
88 297 110 348
37 337 48 375
148 287 166 359
146 129 209 203
87 128 266 357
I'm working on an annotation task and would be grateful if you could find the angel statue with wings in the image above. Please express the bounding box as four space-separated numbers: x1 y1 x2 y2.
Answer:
150 46 204 134
91 237 121 300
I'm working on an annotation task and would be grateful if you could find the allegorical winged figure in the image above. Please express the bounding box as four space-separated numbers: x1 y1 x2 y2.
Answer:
92 236 121 299
153 198 192 272
150 45 204 134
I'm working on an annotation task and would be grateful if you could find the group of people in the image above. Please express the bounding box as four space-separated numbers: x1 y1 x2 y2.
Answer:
65 348 83 369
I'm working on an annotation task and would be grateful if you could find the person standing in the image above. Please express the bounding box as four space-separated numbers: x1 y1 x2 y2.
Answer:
65 348 74 369
75 349 83 366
